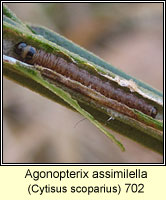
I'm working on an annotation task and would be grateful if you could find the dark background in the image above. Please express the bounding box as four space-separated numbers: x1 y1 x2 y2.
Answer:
3 3 163 163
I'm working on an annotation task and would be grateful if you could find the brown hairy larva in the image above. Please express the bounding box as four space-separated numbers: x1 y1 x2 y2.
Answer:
14 42 157 118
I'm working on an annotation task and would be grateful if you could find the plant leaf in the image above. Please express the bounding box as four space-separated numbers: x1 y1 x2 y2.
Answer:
3 4 163 153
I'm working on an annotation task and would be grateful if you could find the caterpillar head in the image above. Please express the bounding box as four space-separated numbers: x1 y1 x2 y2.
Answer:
15 42 36 62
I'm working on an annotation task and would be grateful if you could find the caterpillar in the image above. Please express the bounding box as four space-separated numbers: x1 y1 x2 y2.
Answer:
14 42 157 118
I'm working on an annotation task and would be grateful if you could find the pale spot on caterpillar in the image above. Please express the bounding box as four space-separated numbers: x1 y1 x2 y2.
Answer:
107 116 114 121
